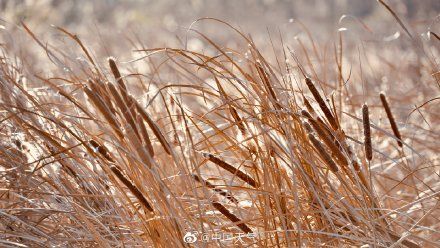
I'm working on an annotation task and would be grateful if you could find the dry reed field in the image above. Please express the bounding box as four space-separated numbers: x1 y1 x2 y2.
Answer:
0 0 439 247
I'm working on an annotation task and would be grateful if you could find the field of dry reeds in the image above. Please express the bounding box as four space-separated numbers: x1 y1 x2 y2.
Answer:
0 0 439 247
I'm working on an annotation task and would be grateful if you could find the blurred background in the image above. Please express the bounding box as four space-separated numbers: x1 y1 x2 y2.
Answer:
1 0 439 99
0 0 439 97
1 0 439 46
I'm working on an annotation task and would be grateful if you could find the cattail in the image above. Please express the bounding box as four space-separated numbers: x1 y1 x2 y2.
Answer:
89 139 115 162
136 114 155 157
109 165 154 212
89 139 153 212
84 87 123 138
302 110 348 166
302 121 314 134
106 82 140 137
256 62 277 101
134 98 173 155
379 92 403 147
203 152 259 188
88 78 116 113
362 104 373 161
305 78 338 130
211 201 252 233
308 134 339 173
108 57 127 93
192 174 238 204
303 96 316 116
229 106 246 135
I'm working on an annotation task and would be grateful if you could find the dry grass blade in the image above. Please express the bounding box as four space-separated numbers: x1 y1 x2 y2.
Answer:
229 106 246 135
377 0 413 39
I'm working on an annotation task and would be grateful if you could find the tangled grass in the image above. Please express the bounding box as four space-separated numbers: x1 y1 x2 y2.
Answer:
0 7 439 248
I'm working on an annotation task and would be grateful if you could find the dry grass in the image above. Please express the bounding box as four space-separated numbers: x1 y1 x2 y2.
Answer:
0 3 439 247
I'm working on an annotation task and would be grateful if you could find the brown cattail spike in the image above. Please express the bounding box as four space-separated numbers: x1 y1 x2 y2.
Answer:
203 153 259 188
110 165 154 212
308 134 339 173
302 110 348 166
362 104 373 161
108 57 127 93
211 201 252 233
192 174 238 204
379 92 403 147
229 106 246 135
89 139 115 162
305 78 338 130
